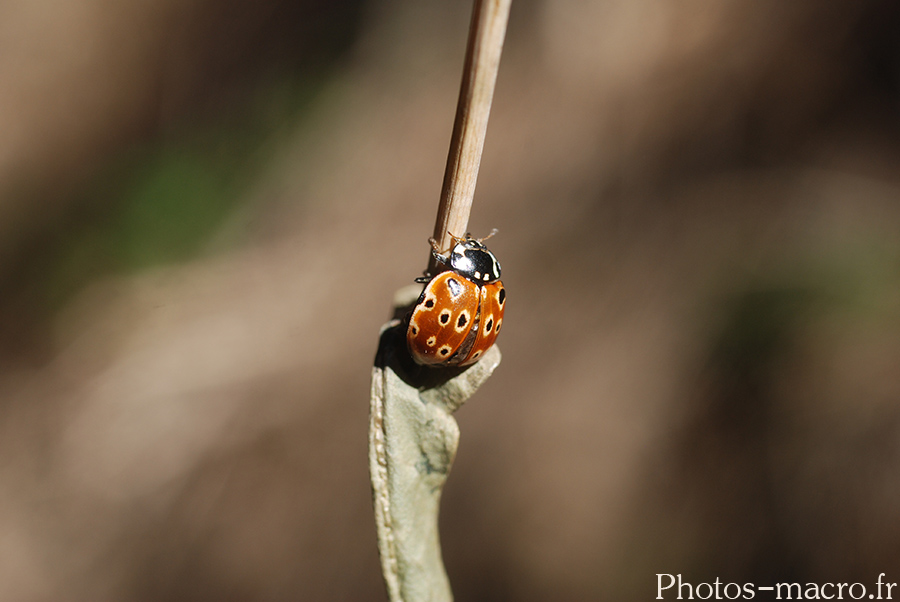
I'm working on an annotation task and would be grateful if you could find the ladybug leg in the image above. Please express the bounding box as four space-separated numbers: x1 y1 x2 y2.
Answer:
429 236 456 256
428 237 454 267
430 249 450 268
413 241 451 283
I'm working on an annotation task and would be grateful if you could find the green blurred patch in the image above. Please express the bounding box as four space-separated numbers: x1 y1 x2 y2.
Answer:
113 147 236 268
41 75 323 312
705 233 900 396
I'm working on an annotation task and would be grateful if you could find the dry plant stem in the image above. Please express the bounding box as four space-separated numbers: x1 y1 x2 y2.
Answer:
369 2 511 600
429 0 512 273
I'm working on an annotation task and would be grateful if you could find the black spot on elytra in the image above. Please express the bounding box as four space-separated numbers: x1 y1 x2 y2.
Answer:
457 314 468 328
498 288 506 305
440 312 450 324
424 298 435 308
485 317 493 332
440 348 450 356
411 325 418 335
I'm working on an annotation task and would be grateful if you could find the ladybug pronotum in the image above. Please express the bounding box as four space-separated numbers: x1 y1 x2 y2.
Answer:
406 232 505 367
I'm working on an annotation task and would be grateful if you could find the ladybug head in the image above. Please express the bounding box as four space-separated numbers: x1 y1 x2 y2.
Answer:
446 234 501 284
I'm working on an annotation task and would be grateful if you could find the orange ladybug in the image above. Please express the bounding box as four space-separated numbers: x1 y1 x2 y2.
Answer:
406 232 505 366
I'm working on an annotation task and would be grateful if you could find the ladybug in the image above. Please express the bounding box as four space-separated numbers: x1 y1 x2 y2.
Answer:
406 232 506 367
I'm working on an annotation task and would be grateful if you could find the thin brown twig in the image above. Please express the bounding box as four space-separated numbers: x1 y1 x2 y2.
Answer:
428 0 512 274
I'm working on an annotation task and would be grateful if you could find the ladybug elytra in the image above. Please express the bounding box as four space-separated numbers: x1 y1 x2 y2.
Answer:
406 232 505 367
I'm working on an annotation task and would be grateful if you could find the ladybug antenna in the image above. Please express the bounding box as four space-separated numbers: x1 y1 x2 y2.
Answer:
449 232 467 246
478 228 498 243
431 234 467 255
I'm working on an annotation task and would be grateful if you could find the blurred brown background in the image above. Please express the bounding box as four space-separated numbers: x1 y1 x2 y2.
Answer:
1 0 899 600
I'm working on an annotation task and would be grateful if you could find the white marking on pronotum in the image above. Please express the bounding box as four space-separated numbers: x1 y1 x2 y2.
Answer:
474 271 481 280
454 252 474 274
482 273 489 281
